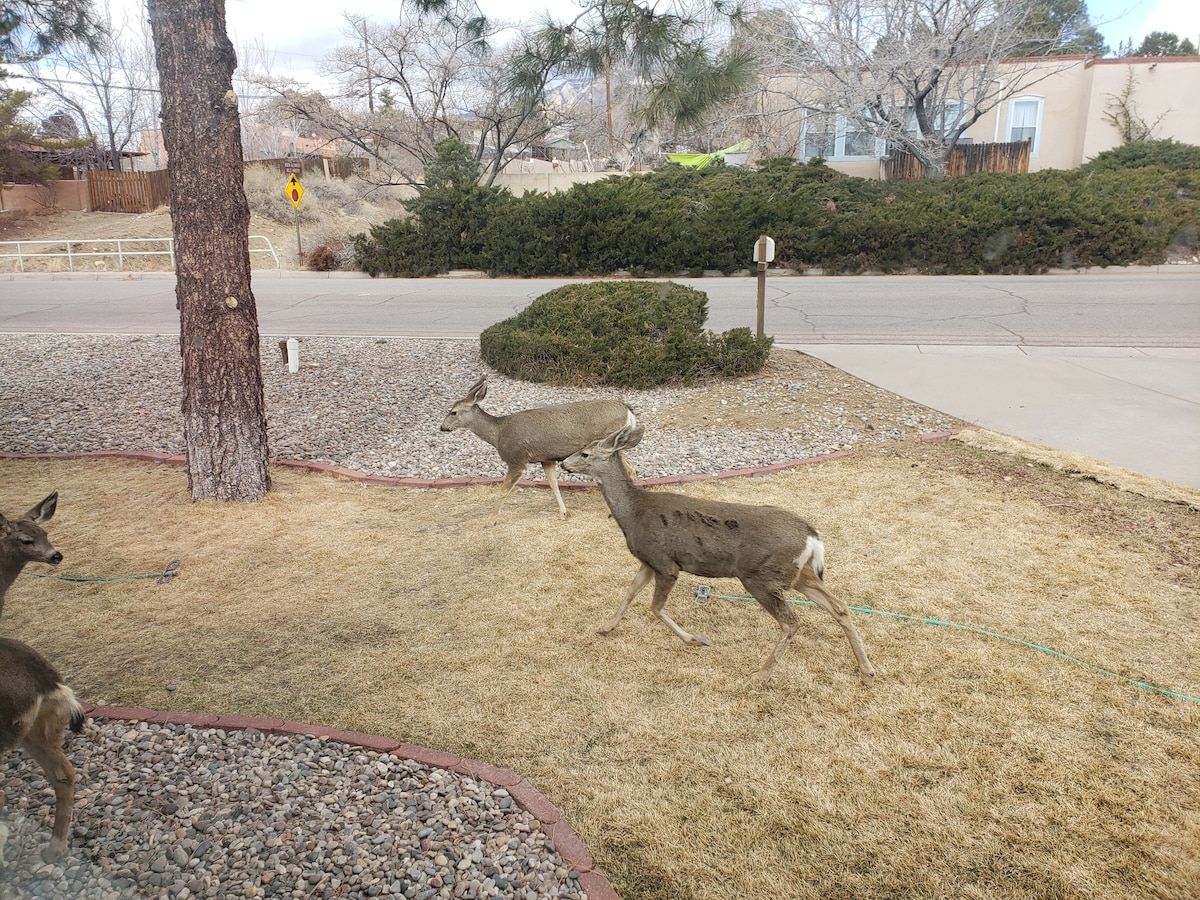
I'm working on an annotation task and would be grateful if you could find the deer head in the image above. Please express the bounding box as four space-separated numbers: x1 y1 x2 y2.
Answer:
1 490 63 616
440 376 489 432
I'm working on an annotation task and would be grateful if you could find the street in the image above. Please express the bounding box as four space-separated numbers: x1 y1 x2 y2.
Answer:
1 268 1197 346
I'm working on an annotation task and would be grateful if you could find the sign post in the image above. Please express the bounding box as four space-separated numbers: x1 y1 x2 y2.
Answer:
752 235 775 339
285 172 304 258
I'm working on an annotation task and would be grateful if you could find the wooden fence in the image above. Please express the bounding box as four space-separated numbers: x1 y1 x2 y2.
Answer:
87 170 171 213
884 141 1031 180
249 157 368 180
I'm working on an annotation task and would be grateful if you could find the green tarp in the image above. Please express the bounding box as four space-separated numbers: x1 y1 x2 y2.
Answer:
666 139 752 169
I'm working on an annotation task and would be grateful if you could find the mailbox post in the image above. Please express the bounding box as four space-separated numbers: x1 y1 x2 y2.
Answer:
753 235 775 339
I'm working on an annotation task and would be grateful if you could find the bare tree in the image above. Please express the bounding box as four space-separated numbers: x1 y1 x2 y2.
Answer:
148 0 271 502
261 1 577 186
22 0 158 172
751 0 1080 177
232 35 289 160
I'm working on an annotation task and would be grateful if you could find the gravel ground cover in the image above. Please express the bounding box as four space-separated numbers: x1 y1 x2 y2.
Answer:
0 335 963 481
0 721 583 900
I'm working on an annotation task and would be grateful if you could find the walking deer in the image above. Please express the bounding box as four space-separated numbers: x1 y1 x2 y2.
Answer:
440 376 637 525
562 426 876 684
0 491 84 865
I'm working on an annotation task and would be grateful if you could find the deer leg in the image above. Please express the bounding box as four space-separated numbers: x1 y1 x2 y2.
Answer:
599 563 653 635
0 787 7 867
795 566 876 685
650 571 712 647
22 738 76 862
488 464 526 526
542 461 568 519
742 578 800 680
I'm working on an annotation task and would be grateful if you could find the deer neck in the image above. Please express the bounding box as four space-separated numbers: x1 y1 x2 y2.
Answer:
594 454 644 525
466 407 505 448
0 554 23 617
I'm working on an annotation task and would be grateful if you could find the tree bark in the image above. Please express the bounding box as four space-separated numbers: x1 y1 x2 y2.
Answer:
148 0 271 501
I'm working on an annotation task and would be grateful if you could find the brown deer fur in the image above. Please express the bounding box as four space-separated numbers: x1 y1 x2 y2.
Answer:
440 376 636 525
562 425 876 684
0 491 84 864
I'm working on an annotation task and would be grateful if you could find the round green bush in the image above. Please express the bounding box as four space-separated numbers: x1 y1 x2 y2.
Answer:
479 281 773 389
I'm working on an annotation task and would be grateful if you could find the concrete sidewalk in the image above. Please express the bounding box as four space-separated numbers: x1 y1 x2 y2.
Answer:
785 344 1200 490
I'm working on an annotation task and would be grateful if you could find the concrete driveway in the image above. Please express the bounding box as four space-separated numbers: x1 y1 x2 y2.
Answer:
786 343 1200 489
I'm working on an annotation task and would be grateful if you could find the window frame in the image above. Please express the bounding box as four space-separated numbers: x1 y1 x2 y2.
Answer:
1007 96 1045 157
800 110 883 161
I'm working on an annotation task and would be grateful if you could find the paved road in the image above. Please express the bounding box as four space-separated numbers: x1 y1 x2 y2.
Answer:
2 268 1198 488
2 268 1198 345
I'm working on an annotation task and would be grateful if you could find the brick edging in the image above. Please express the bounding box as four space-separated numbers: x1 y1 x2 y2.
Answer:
0 427 970 489
82 704 621 900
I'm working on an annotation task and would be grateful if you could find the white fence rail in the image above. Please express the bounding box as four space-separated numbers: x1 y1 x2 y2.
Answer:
0 236 280 273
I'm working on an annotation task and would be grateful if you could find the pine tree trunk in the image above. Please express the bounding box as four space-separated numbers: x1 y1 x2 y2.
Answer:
148 0 271 501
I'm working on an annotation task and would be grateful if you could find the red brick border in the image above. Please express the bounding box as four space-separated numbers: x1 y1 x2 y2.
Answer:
0 427 970 491
82 704 621 900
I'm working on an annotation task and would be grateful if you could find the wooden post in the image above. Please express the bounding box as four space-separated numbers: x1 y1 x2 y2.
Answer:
753 235 774 339
756 260 766 339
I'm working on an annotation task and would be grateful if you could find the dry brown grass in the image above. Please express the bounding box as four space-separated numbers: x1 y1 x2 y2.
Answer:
2 438 1198 900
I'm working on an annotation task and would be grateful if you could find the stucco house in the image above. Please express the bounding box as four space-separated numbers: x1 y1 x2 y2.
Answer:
780 55 1200 178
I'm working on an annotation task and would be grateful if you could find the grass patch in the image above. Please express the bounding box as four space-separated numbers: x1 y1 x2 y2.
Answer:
2 440 1198 899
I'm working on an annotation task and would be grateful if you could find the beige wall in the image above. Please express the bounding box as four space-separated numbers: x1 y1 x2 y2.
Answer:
961 57 1200 172
768 56 1200 178
492 171 619 195
1 180 89 212
1076 59 1200 163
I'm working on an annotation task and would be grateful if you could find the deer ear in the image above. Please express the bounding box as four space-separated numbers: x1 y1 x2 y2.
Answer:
617 424 645 451
468 377 488 403
27 491 58 524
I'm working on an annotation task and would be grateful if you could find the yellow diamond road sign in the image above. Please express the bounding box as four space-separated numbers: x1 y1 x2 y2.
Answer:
286 174 304 208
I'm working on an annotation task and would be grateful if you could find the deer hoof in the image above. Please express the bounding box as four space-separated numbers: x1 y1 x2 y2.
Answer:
690 635 713 648
41 840 66 864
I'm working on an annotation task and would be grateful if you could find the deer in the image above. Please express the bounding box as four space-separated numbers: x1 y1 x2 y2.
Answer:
0 491 85 865
561 425 876 685
440 375 637 526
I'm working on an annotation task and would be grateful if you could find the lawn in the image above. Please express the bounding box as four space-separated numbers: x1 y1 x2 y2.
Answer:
2 433 1198 899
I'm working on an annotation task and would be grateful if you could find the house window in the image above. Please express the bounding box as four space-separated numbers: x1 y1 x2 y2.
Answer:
842 124 877 157
1008 97 1044 156
801 111 837 159
801 111 881 161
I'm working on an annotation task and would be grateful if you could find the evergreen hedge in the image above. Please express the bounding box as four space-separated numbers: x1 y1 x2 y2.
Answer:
479 281 773 388
353 139 1199 278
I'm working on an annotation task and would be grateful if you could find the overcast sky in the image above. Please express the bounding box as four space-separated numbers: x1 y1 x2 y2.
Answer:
212 0 1199 83
39 0 1200 89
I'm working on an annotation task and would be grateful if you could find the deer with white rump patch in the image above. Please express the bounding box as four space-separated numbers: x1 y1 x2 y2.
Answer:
0 491 85 865
440 376 636 525
562 425 876 684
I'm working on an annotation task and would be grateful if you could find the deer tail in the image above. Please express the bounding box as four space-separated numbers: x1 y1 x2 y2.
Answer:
797 533 826 581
